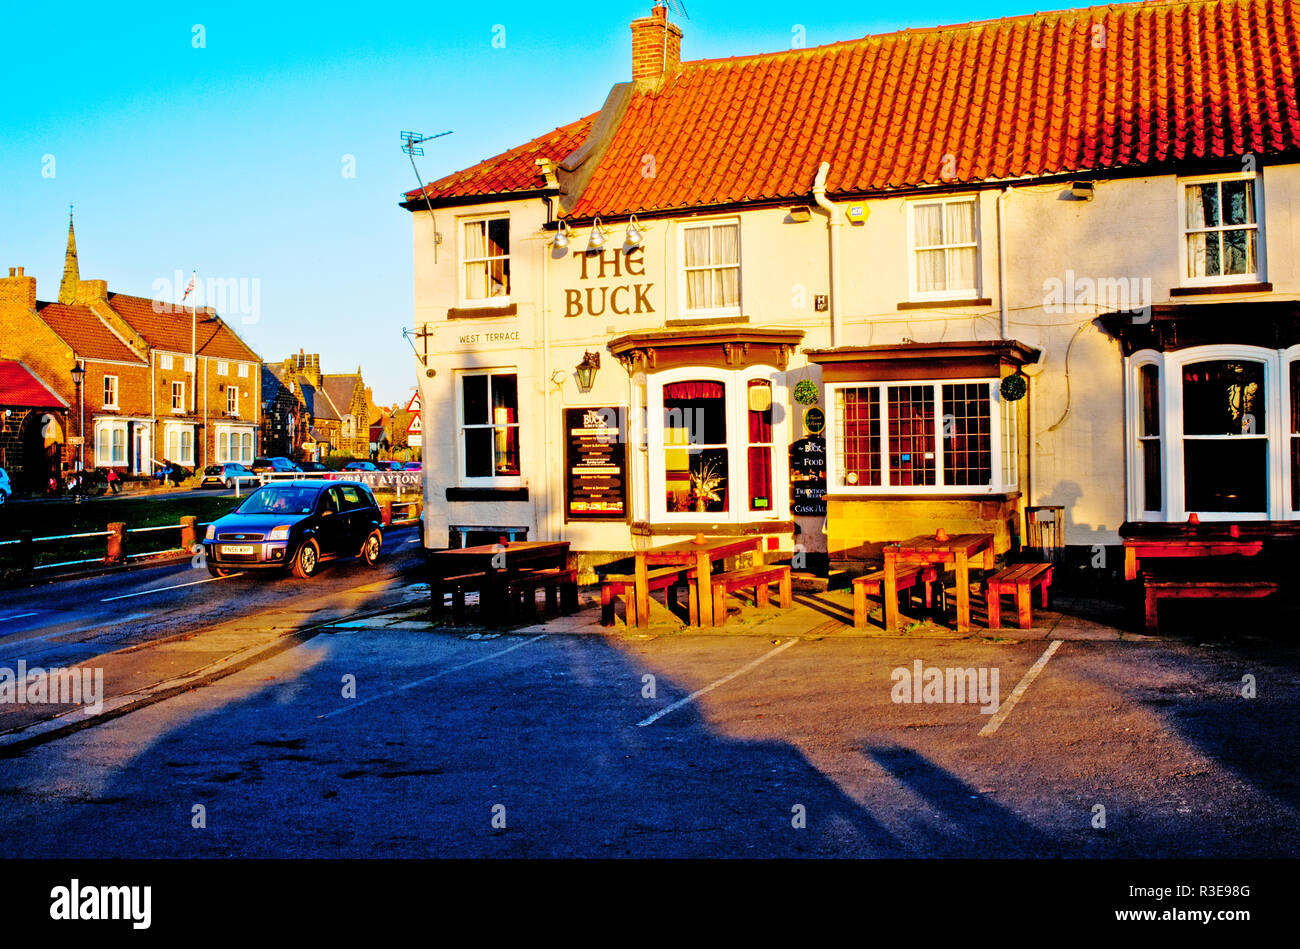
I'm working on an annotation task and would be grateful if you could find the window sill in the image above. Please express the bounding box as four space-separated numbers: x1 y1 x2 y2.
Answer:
446 486 529 502
665 315 750 327
1169 282 1272 296
447 303 517 320
898 298 992 310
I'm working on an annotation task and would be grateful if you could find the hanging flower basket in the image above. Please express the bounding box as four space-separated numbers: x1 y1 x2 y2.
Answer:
1000 372 1028 402
793 379 819 405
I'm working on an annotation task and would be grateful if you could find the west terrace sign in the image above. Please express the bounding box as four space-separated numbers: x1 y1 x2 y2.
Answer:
563 247 655 318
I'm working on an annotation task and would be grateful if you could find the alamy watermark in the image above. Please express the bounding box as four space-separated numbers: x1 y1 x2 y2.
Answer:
1043 269 1151 323
0 662 103 715
891 660 1000 714
151 270 261 325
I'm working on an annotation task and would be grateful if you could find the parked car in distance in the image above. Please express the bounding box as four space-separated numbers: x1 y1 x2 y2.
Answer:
251 457 301 474
374 461 396 471
297 461 329 473
344 461 378 472
199 463 260 489
202 480 384 578
0 467 10 505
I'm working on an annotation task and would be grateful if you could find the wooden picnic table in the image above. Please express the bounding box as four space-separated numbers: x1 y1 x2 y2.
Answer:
634 535 764 628
427 540 570 624
883 533 994 633
1116 521 1294 581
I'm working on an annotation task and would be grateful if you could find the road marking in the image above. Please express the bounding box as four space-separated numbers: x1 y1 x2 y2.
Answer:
319 634 545 719
979 640 1062 737
0 613 39 624
637 639 799 728
101 573 244 601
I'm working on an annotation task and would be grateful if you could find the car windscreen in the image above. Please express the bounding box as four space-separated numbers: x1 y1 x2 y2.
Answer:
205 466 222 475
235 486 320 515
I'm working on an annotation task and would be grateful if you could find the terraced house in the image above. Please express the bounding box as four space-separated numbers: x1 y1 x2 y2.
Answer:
0 218 262 480
405 0 1300 570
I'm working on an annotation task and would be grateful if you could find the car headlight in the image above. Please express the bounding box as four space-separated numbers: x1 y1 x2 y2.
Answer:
268 525 291 541
205 524 216 540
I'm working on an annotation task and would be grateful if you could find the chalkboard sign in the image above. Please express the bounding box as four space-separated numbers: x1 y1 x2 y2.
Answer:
789 436 827 517
565 407 627 520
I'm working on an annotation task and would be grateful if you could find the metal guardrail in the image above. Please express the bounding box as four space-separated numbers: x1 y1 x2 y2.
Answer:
1 522 211 572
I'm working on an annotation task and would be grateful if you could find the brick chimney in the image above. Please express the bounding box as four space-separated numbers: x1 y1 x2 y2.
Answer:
631 3 682 81
0 267 37 312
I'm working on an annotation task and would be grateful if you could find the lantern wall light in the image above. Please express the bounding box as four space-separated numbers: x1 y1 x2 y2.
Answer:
575 351 601 392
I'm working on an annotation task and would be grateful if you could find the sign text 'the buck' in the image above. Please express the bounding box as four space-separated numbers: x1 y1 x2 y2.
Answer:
564 247 655 318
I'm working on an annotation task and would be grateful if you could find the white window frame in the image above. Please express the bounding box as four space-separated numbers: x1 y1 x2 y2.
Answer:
824 378 1013 496
678 217 742 317
164 422 195 466
227 386 238 416
102 375 118 409
183 356 195 373
94 419 127 466
458 214 512 307
217 361 229 376
1124 344 1294 521
906 195 982 302
171 381 185 413
1178 171 1264 287
238 363 250 379
215 424 255 464
159 353 173 370
455 368 522 487
646 365 789 524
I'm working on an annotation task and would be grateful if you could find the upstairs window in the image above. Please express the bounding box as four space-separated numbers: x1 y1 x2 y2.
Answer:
102 375 118 409
1182 174 1260 284
462 217 510 302
171 381 185 412
681 220 740 314
909 197 978 299
227 387 238 415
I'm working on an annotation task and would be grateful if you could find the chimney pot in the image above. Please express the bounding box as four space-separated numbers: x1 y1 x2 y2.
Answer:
630 4 682 81
7 268 14 277
16 267 23 276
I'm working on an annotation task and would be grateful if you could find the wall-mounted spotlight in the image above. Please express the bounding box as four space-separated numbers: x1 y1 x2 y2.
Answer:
575 351 601 392
586 217 608 253
552 219 571 250
625 214 644 248
788 206 813 223
1070 180 1095 200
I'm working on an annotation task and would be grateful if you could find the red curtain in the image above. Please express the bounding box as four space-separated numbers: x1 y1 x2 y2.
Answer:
664 381 724 401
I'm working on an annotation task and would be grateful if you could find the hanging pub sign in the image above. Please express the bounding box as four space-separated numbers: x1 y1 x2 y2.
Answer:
789 436 827 516
565 407 627 520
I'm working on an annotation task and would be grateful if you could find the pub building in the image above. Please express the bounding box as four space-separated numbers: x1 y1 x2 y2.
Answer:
404 0 1300 581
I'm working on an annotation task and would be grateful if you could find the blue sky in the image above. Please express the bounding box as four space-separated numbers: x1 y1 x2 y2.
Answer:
1 0 1056 405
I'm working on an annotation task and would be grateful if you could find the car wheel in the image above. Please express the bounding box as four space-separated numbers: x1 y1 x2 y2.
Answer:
0 492 6 505
224 478 234 489
361 530 382 566
206 562 232 578
291 539 320 578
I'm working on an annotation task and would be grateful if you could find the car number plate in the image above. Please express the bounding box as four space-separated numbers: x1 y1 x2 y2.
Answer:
221 545 255 555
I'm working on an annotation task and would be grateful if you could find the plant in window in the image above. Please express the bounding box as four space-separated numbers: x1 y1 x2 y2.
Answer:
689 457 726 513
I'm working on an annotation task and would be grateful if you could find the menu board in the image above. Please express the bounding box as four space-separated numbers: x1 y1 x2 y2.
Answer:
565 407 627 520
789 436 827 516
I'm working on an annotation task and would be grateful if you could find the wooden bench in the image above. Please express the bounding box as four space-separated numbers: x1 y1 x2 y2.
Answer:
509 568 579 620
986 562 1054 629
852 565 942 628
432 572 486 621
600 567 687 626
1143 576 1279 633
694 564 793 625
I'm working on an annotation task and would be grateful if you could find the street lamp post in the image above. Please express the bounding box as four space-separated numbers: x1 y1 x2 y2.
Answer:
71 362 86 472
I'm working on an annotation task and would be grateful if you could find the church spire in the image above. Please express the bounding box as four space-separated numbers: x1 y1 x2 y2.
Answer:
58 207 80 304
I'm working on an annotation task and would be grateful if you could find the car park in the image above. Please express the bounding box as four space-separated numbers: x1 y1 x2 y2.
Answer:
202 480 384 578
198 463 260 489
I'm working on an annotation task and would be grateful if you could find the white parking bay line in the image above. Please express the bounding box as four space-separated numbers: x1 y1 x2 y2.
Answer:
637 639 799 728
0 613 39 624
979 639 1062 737
319 634 546 719
101 573 244 602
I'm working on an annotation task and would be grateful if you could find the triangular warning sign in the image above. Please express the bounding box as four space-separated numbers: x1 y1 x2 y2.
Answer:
405 391 421 414
407 414 422 434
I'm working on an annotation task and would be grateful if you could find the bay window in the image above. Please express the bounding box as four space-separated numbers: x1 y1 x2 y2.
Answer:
648 368 787 522
164 423 194 466
458 370 519 483
94 420 127 466
829 379 1016 494
217 427 254 464
1126 345 1300 520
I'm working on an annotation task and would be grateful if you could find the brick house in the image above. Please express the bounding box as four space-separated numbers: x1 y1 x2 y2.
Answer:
0 218 262 476
0 359 69 492
264 352 376 461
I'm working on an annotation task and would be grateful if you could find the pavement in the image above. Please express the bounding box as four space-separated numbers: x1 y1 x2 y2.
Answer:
0 574 1295 858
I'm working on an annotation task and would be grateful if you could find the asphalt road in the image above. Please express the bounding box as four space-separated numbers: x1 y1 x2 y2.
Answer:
0 522 424 670
1 618 1294 858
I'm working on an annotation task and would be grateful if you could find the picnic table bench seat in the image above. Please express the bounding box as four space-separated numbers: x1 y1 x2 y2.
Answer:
1141 563 1281 633
692 564 793 625
852 565 943 628
508 567 579 619
600 567 688 626
986 562 1054 629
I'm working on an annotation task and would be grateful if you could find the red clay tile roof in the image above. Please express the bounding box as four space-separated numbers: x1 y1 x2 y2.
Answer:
35 302 146 364
107 293 260 362
424 0 1299 219
0 359 68 409
404 115 598 202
